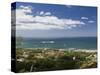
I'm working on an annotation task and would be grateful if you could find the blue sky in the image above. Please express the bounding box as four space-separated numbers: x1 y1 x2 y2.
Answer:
12 2 97 38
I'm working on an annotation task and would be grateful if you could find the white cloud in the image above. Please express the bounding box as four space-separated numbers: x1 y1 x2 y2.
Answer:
19 5 32 13
40 11 44 15
39 11 51 16
81 17 88 20
15 5 85 30
88 20 95 23
44 12 51 15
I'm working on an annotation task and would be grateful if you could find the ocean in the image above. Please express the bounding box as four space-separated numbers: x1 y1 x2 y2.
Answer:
16 37 97 50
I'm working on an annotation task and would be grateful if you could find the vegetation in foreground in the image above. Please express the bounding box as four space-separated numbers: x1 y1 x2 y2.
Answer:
16 48 97 73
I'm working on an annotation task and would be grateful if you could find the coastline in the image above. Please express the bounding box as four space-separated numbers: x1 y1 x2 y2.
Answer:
16 47 97 53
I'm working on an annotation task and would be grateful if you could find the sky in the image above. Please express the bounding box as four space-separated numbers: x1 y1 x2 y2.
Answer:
11 2 97 38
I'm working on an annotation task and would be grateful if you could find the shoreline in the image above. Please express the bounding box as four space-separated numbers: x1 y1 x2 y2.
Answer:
16 48 97 53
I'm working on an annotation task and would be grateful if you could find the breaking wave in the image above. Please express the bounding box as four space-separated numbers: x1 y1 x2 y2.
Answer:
41 41 55 44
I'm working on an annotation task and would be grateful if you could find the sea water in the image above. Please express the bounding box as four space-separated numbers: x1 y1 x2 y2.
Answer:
16 37 97 50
